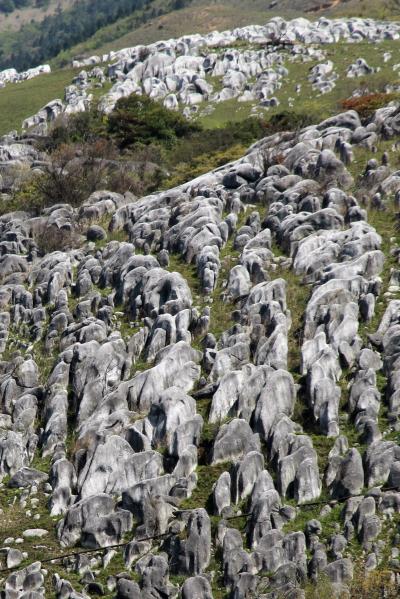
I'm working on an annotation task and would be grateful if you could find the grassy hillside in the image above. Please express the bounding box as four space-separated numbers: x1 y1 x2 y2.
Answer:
0 0 398 73
1 34 399 137
0 68 77 133
53 0 400 67
0 0 398 136
197 37 400 128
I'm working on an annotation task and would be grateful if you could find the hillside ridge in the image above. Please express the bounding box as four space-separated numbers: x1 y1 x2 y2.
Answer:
1 11 400 599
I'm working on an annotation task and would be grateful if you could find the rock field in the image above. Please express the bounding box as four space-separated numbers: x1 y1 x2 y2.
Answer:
13 17 400 133
3 14 400 599
0 64 51 89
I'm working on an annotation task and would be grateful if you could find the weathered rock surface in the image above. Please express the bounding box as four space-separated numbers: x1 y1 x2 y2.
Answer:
3 16 400 598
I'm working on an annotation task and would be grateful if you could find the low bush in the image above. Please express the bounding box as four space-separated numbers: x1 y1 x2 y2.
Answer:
6 139 121 216
33 225 83 255
30 139 117 209
266 110 315 132
340 92 400 121
44 109 107 149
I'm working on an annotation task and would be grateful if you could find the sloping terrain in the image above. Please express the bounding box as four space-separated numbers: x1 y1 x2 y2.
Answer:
0 0 397 72
0 0 175 71
2 18 400 135
3 13 400 599
48 0 400 67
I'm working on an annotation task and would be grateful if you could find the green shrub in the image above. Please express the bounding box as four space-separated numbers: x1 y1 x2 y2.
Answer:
108 94 201 149
168 117 269 166
45 109 107 149
164 143 246 188
266 110 315 132
6 139 121 216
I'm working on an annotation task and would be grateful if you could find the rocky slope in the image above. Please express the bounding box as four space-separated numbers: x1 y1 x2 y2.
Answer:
0 0 390 72
2 14 400 599
5 16 400 135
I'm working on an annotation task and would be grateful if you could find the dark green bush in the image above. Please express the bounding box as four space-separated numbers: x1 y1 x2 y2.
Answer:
266 110 314 132
168 117 269 166
43 108 107 151
107 94 201 149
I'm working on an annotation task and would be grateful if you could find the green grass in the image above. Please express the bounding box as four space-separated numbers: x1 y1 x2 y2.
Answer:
164 212 246 344
162 143 247 189
270 265 313 374
0 483 63 573
283 501 331 535
180 462 230 511
0 471 144 597
198 98 260 129
32 335 55 386
198 38 400 129
167 253 202 297
359 203 399 344
207 212 247 339
0 68 79 136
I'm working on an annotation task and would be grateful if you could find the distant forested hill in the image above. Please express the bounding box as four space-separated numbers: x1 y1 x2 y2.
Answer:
0 0 37 14
0 0 190 70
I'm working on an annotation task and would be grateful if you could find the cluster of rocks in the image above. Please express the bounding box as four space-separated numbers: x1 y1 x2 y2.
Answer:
308 60 338 94
1 97 400 597
22 67 106 133
347 58 376 78
0 136 47 193
98 16 400 69
95 17 395 116
0 64 50 88
16 16 400 133
4 13 400 598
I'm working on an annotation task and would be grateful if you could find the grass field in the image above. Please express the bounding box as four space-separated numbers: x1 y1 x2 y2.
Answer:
197 38 400 128
0 68 78 135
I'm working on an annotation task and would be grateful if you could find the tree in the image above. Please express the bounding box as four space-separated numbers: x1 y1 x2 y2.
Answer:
107 93 199 149
0 0 15 14
12 139 119 214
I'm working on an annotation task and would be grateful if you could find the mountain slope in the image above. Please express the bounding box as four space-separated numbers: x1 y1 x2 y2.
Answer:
2 14 400 599
0 0 398 71
51 0 400 67
0 0 171 70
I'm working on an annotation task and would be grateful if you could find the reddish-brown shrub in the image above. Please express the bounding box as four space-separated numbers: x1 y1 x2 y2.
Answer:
340 92 399 121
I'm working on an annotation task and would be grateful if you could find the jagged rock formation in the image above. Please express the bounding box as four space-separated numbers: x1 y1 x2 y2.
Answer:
9 16 400 138
4 14 400 599
0 65 50 89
